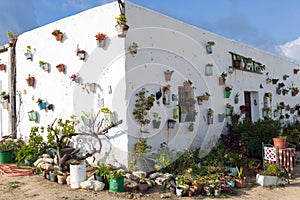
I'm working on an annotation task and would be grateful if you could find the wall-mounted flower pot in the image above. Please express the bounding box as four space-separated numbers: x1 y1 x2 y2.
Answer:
38 102 47 110
56 64 65 73
0 64 6 71
24 52 33 61
294 68 299 74
228 66 234 74
26 75 35 87
219 77 226 85
39 63 49 72
218 113 225 122
28 110 38 122
225 108 232 116
164 70 174 82
234 96 239 104
97 39 106 48
152 120 161 129
52 29 63 42
276 87 281 95
272 79 279 84
115 24 129 38
207 113 213 125
173 107 179 119
0 100 8 109
76 50 86 60
180 113 187 122
128 42 138 56
167 119 176 128
224 90 231 98
233 60 241 69
85 83 97 94
205 64 213 76
206 45 212 54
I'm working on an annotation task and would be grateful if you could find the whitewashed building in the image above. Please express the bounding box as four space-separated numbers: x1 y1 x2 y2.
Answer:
7 1 300 168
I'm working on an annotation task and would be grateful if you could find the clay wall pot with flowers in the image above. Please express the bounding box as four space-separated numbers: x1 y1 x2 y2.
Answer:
26 75 35 87
52 29 63 42
294 68 299 74
95 33 107 48
76 48 86 60
56 64 65 73
0 64 6 72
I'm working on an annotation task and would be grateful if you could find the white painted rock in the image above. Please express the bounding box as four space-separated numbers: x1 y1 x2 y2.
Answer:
149 172 163 179
132 171 147 179
80 180 94 190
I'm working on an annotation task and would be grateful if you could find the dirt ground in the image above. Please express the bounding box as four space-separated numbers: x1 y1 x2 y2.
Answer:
0 165 300 200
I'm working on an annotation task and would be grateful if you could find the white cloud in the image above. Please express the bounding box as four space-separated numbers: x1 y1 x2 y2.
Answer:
279 37 300 63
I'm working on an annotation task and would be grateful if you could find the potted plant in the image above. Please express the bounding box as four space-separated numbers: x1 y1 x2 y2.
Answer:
206 41 215 54
233 55 243 69
132 88 155 133
36 98 47 110
94 163 109 184
207 108 214 125
28 110 38 122
219 72 227 85
205 63 213 76
293 68 299 74
101 107 113 126
256 163 286 186
291 87 299 96
56 64 65 73
235 167 246 188
115 14 129 37
138 177 149 192
224 86 232 98
52 29 63 42
273 132 287 149
24 45 33 61
76 47 86 60
152 112 161 129
39 60 49 72
245 57 252 70
283 74 289 80
234 92 240 104
188 122 194 131
0 140 17 163
26 74 35 87
108 169 126 192
95 32 107 48
0 60 6 71
70 73 80 83
225 103 233 116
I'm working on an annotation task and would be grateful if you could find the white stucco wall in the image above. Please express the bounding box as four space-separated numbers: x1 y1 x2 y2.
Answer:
125 2 300 156
14 1 300 167
0 47 10 139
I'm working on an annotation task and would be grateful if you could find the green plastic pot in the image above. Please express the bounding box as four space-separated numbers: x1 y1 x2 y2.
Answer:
0 151 13 163
109 177 124 192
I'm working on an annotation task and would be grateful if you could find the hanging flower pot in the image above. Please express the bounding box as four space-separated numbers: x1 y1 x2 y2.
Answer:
26 75 35 87
173 107 179 119
28 110 38 122
128 42 139 56
115 14 129 37
294 68 299 74
70 73 80 83
188 122 194 132
36 98 47 110
164 70 174 82
276 87 281 95
218 113 225 122
0 64 6 71
52 29 63 42
56 64 65 73
167 119 176 129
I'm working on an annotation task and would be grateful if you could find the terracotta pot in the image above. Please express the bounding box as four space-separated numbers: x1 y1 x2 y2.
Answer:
138 183 148 192
235 177 246 188
55 33 63 42
0 64 6 71
273 137 286 149
219 77 226 85
56 64 65 73
26 76 35 87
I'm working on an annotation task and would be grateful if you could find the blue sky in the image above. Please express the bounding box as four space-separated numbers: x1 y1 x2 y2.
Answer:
1 0 300 62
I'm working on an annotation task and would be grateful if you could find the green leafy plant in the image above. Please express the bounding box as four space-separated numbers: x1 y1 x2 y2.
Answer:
6 30 18 39
108 169 126 179
134 139 152 154
116 14 127 25
132 88 155 126
95 163 109 178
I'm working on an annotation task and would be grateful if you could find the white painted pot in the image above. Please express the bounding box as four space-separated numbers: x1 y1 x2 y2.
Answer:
70 164 86 189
